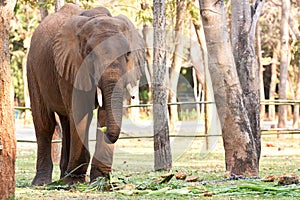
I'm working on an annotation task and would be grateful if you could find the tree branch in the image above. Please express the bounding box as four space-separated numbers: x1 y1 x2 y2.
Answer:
249 0 265 38
289 16 300 40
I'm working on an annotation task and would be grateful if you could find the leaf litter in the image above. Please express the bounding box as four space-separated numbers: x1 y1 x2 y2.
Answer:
37 171 300 198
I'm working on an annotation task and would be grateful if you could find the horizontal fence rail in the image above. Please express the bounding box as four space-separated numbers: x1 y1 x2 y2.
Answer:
15 99 300 143
260 100 300 105
16 131 300 144
14 100 300 110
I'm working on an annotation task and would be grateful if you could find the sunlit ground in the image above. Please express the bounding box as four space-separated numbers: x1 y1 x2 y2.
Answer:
15 119 300 199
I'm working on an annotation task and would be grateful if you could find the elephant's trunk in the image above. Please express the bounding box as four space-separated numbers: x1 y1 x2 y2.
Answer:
101 81 124 144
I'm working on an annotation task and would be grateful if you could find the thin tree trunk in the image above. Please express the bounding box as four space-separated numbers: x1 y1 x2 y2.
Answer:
153 0 172 171
169 0 186 131
55 0 64 12
190 16 220 151
231 0 264 164
22 5 31 125
293 61 300 128
199 0 259 176
0 0 17 198
38 0 49 20
256 25 265 121
142 24 153 103
269 43 280 121
22 52 31 125
278 0 290 128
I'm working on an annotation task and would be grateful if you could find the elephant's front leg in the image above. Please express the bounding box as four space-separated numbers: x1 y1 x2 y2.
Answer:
90 107 114 182
63 111 93 184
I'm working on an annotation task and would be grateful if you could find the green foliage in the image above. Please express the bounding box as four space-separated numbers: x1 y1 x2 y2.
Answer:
136 1 153 26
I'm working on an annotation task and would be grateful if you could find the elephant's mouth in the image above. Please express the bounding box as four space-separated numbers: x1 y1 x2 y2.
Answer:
97 83 135 108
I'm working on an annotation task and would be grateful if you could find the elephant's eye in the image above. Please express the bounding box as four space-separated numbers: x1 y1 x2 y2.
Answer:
125 51 131 61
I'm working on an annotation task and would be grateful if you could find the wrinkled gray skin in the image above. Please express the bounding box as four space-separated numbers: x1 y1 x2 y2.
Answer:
27 4 145 185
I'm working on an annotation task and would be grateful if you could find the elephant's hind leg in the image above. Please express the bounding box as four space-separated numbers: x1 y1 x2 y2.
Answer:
28 72 56 186
31 105 56 186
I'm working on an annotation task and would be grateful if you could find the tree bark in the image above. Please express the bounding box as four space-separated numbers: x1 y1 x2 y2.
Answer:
153 0 172 171
231 0 264 165
278 0 290 128
199 0 259 176
38 0 49 20
0 0 17 198
169 0 186 131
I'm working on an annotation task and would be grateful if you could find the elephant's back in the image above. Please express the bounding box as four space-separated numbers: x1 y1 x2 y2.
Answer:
28 4 83 65
27 4 83 114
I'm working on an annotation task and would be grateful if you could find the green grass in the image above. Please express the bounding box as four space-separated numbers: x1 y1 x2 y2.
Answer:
15 136 300 199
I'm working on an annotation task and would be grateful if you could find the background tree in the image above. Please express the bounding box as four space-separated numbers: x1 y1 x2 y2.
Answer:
168 0 186 130
0 0 17 198
153 0 172 171
55 0 64 11
199 0 261 176
231 0 264 167
38 0 49 20
278 0 290 128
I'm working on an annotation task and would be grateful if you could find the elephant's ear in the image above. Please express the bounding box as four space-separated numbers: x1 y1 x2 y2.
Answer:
115 15 146 87
53 16 93 91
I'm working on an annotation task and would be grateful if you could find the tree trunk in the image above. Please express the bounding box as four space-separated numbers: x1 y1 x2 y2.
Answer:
199 0 259 176
191 17 221 151
293 60 300 128
268 43 280 121
153 0 172 171
38 0 48 20
231 0 264 165
22 52 31 125
256 25 265 121
22 5 31 125
278 0 290 128
169 0 186 131
142 24 153 103
55 0 64 12
0 0 17 198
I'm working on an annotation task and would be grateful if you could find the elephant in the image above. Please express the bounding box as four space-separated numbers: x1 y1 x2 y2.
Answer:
27 4 145 186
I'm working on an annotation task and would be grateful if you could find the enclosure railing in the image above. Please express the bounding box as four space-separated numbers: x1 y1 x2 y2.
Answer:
14 99 300 143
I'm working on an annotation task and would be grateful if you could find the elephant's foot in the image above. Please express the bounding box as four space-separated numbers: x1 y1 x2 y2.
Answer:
90 165 110 182
32 174 52 186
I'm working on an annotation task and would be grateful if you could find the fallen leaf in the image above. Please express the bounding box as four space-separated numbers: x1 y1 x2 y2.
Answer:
278 175 299 185
160 173 174 184
123 184 135 190
175 172 187 180
185 176 199 182
203 192 213 197
161 172 173 178
266 143 275 147
262 175 276 182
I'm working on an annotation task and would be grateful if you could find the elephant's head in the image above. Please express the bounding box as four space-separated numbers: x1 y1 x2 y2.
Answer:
53 8 145 144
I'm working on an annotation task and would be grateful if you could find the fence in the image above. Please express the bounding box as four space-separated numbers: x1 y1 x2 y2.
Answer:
14 99 300 143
